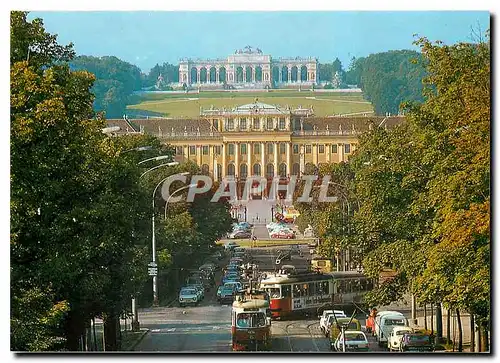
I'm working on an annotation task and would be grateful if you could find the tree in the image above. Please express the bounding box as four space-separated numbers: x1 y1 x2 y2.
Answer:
11 12 154 351
70 55 143 118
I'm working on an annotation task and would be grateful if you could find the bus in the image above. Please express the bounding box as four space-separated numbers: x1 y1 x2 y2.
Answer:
259 271 373 319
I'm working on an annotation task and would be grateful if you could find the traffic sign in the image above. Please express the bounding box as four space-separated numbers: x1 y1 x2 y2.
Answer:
148 267 158 276
148 262 157 267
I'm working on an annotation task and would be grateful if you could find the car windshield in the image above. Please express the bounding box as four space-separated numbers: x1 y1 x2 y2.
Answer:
386 319 406 326
344 333 365 341
222 288 234 294
408 335 431 343
181 289 196 295
236 313 266 328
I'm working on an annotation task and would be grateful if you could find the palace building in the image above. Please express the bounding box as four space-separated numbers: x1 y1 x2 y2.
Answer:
178 45 318 88
107 102 405 198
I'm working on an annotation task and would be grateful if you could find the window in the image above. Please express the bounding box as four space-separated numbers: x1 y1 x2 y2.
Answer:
214 145 221 155
202 145 209 155
227 118 234 130
240 164 248 178
279 163 287 178
228 143 235 155
253 118 260 129
293 144 299 154
279 143 286 154
176 146 183 155
331 144 338 153
253 163 261 176
254 143 260 154
306 145 312 154
282 285 292 298
268 288 281 299
227 163 235 176
240 143 247 155
345 144 351 154
239 118 247 130
292 163 300 176
266 163 274 178
318 144 325 154
189 145 196 155
279 117 286 130
201 164 209 175
267 117 274 129
267 143 274 154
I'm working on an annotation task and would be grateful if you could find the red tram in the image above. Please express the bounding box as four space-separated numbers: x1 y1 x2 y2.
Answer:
231 299 272 351
259 271 373 319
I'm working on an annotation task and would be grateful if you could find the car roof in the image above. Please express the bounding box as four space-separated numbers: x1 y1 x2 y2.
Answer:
377 311 404 318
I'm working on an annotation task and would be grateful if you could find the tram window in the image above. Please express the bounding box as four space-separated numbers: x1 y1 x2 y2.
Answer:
321 281 329 295
269 288 281 298
293 284 304 297
308 283 315 296
282 285 291 298
367 279 374 291
317 260 326 267
338 281 345 294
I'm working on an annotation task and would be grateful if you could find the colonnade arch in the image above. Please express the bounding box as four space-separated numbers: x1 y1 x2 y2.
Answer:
209 67 217 83
245 66 252 83
200 68 207 83
272 66 280 83
300 66 308 81
219 67 226 83
255 66 263 82
190 67 197 84
236 67 244 83
281 66 288 82
291 66 298 82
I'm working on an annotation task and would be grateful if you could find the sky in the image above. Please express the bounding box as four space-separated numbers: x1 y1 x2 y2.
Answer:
28 11 490 73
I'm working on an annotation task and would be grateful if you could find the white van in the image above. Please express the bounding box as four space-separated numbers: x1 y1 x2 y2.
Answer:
374 311 408 347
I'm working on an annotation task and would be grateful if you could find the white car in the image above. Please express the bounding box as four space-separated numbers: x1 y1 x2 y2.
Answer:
178 288 199 307
388 326 413 351
319 310 346 333
375 311 408 347
333 330 369 352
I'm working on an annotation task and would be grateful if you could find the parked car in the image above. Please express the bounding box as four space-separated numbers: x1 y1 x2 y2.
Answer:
185 284 204 299
223 281 242 291
399 333 434 352
328 318 361 346
216 285 224 301
219 285 236 304
375 311 408 347
270 230 295 239
178 288 199 307
229 230 252 239
319 310 347 334
222 273 241 284
388 326 413 351
333 331 369 352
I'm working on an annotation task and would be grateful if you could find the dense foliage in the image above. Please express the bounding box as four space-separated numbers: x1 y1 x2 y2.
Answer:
10 12 233 351
70 55 143 118
345 50 427 115
318 58 345 85
142 62 179 89
296 35 490 347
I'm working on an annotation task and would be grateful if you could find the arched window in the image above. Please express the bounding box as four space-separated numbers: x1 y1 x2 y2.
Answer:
279 163 287 178
300 65 308 81
266 163 274 178
227 163 235 176
190 67 198 84
253 163 261 176
217 164 222 180
281 66 288 82
291 66 298 82
240 163 248 178
209 67 217 83
255 66 263 82
219 67 226 83
200 67 207 83
201 164 209 175
245 66 252 83
292 163 300 176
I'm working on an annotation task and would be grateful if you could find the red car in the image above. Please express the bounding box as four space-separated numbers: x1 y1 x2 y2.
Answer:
270 230 295 239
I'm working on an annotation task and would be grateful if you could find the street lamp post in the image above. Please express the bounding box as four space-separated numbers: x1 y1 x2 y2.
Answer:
163 183 197 220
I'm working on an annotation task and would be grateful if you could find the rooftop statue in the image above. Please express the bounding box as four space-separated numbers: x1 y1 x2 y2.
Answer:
235 45 263 55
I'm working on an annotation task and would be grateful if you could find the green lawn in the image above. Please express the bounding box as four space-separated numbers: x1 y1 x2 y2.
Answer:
127 91 373 118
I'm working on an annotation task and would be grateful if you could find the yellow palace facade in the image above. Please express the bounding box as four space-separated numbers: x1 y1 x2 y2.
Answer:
108 102 404 196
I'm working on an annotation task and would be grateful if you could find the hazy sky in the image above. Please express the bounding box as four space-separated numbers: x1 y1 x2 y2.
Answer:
29 11 490 73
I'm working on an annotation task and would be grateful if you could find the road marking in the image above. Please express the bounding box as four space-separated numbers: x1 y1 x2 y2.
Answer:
166 328 176 332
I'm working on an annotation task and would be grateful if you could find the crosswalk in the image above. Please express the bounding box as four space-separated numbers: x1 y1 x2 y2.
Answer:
150 324 232 334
